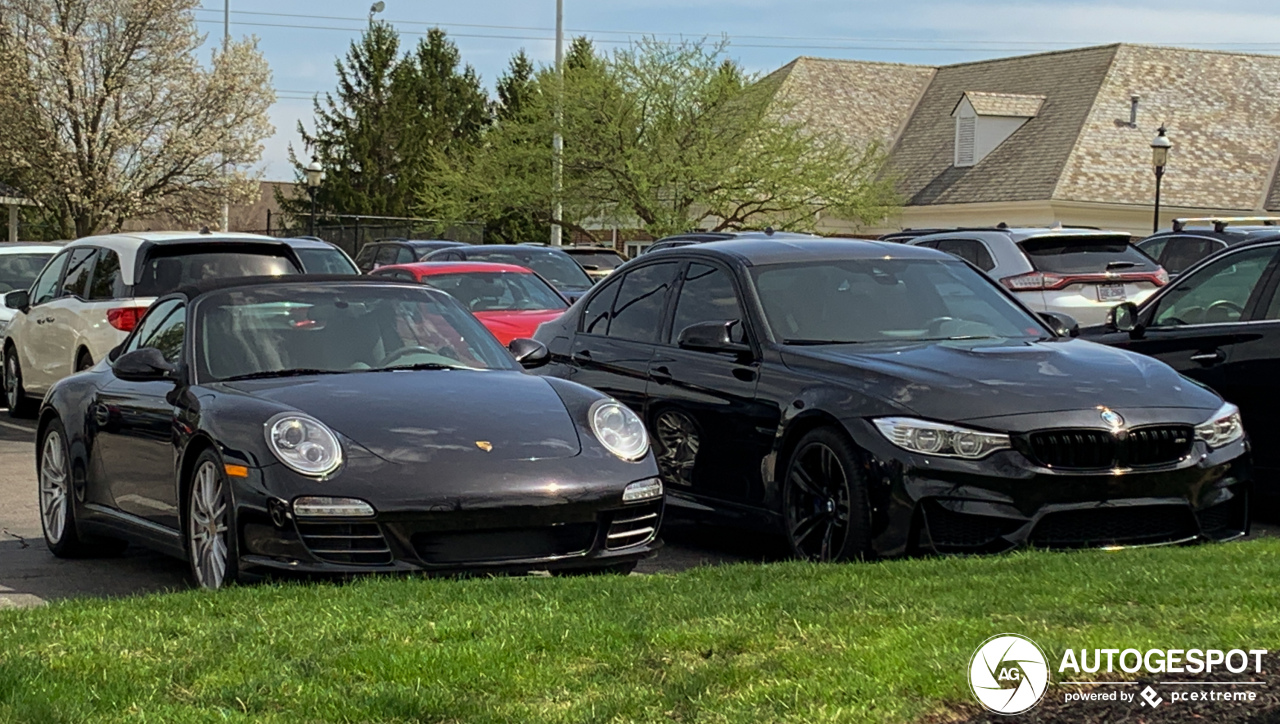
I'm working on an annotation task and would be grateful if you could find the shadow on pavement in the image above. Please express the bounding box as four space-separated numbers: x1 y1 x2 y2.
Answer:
637 518 789 573
0 538 190 608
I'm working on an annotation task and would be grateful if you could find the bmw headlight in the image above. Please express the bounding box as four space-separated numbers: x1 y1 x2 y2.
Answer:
873 417 1011 459
1195 402 1244 449
590 399 649 461
265 412 343 477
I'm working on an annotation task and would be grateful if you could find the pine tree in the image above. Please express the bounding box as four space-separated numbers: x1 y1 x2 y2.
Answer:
493 50 536 122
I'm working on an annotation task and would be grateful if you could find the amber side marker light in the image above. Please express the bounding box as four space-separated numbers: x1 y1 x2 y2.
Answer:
224 464 250 478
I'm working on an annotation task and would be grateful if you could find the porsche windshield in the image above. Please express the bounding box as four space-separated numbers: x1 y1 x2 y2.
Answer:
751 258 1046 344
196 285 515 381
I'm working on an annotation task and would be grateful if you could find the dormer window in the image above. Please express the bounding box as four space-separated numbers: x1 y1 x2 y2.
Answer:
952 91 1045 167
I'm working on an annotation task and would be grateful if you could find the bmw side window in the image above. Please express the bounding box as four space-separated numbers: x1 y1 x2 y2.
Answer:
607 262 680 343
671 263 747 345
580 275 623 336
87 249 124 301
58 248 97 299
28 251 69 307
1150 247 1277 327
122 300 182 356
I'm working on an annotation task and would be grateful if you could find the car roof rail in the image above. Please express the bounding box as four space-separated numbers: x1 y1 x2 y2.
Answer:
1171 216 1280 233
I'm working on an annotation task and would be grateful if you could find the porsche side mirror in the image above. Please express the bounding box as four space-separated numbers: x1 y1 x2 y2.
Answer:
677 320 751 353
1037 311 1079 338
1107 302 1139 334
508 338 550 369
4 289 29 312
113 347 179 382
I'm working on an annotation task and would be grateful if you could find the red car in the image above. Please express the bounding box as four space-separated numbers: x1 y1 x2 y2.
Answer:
370 262 569 344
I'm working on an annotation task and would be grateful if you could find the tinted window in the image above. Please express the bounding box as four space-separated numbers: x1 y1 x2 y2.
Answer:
1151 247 1276 327
196 286 513 380
415 247 438 261
395 246 416 264
374 246 398 266
752 259 1043 344
134 252 297 297
568 250 625 270
355 245 377 268
1018 235 1156 274
608 262 679 343
137 303 186 363
671 264 745 343
59 248 96 299
581 274 623 335
123 299 183 355
934 239 996 272
1154 236 1225 276
29 251 68 306
0 252 56 293
87 249 125 300
295 248 358 275
466 249 593 292
421 271 567 312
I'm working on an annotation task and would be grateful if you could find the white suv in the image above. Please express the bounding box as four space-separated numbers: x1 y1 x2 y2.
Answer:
905 227 1168 327
2 231 302 416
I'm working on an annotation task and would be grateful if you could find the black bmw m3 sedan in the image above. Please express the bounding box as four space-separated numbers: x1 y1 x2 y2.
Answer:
36 276 662 588
532 237 1252 561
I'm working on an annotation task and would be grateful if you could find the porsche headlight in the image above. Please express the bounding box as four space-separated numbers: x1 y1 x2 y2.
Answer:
873 417 1011 459
265 412 343 477
1195 402 1244 449
590 399 649 461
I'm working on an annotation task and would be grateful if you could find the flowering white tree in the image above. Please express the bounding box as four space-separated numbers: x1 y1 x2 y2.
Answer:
0 0 274 236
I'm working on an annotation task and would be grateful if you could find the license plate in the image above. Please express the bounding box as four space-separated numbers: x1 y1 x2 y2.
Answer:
1096 284 1126 302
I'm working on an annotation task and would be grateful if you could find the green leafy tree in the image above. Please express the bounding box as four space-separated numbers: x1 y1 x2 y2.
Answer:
428 37 898 241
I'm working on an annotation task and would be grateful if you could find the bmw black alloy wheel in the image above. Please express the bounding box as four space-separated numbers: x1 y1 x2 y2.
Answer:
783 429 870 562
654 410 699 487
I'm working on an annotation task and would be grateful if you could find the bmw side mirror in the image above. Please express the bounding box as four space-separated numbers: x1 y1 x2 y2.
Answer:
4 289 29 312
508 338 550 369
677 320 752 353
1037 311 1079 338
113 347 179 382
1107 302 1139 335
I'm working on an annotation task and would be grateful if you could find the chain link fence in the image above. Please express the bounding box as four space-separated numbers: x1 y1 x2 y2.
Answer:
247 213 485 257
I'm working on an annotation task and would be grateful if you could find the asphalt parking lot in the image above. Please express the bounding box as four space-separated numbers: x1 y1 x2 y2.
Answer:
0 415 777 608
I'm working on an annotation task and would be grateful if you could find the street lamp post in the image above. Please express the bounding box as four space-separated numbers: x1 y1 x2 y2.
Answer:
550 0 564 247
1151 126 1171 234
305 158 324 236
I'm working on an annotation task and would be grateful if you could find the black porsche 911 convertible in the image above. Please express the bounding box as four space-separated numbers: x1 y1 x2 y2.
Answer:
36 276 662 588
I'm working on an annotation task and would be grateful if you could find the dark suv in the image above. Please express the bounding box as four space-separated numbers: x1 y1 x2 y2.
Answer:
354 239 466 272
1138 217 1280 278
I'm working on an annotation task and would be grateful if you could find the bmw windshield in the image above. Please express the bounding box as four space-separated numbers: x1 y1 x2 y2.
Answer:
196 285 517 381
751 258 1048 344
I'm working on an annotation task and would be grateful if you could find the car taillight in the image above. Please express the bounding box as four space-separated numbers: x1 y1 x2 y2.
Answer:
106 307 145 332
1001 270 1169 291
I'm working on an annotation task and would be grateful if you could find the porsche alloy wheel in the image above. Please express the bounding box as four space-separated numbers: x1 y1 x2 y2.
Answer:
188 454 236 590
39 428 69 546
654 410 699 487
782 428 871 562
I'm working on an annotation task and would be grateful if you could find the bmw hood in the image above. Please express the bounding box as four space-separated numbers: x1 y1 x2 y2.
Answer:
782 338 1223 423
219 369 581 463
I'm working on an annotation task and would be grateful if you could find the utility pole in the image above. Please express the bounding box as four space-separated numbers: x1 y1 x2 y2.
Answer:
220 0 231 233
550 0 564 246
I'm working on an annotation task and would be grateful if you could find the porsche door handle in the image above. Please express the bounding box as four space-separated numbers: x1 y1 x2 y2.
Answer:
1190 350 1225 365
649 365 672 384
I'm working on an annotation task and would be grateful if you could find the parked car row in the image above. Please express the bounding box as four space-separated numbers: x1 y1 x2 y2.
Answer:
6 220 1275 590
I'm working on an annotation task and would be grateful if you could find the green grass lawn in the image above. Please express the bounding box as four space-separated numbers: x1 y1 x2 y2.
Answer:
2 540 1280 724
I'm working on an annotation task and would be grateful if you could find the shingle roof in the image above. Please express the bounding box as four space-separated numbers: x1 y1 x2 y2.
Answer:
766 57 936 148
960 91 1045 117
885 44 1118 206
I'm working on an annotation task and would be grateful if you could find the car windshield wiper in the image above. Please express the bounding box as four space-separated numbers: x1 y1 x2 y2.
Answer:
221 368 357 381
378 362 471 371
1106 261 1138 270
782 339 866 345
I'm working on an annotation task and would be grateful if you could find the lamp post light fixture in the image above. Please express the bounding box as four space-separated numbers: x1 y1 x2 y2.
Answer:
305 158 324 236
1151 126 1171 233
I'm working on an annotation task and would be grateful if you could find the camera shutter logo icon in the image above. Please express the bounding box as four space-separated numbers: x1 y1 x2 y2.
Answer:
969 634 1050 714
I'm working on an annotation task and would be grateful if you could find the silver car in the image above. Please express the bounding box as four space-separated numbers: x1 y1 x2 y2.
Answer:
906 227 1168 326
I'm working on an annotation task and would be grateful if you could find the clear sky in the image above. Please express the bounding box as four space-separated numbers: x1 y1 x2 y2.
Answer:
194 0 1280 180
